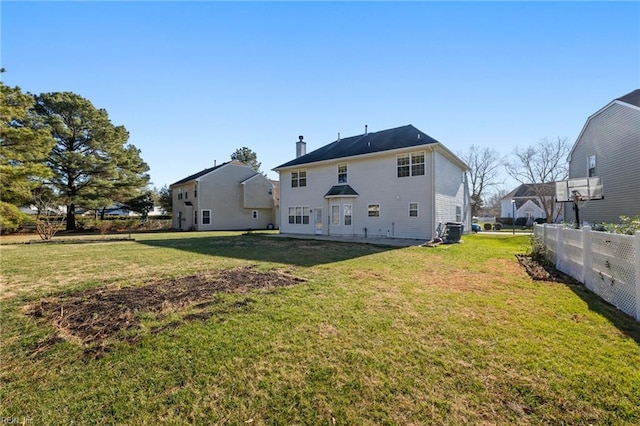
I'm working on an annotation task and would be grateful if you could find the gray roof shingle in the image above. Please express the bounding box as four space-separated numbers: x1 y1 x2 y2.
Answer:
274 125 439 169
171 161 231 186
616 89 640 108
324 184 359 198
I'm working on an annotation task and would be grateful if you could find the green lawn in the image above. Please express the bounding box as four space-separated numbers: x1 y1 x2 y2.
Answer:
1 231 639 425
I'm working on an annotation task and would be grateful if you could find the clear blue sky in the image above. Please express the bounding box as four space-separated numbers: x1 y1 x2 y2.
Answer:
2 1 639 191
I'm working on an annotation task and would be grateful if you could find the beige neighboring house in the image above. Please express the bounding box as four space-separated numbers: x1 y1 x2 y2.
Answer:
170 161 277 231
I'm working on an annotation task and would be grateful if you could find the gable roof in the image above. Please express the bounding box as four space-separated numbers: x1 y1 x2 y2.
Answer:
171 161 231 187
569 89 640 160
274 125 439 169
503 183 556 199
616 89 640 108
324 184 359 198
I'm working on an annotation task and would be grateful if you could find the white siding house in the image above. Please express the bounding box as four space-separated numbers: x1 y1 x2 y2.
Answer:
565 89 640 224
501 183 562 223
273 125 470 241
170 161 276 231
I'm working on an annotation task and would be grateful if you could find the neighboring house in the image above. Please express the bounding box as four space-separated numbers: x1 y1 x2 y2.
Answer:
500 183 561 223
170 161 276 231
565 89 640 224
273 125 470 240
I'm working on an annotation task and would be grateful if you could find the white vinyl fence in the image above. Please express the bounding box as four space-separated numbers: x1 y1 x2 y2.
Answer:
533 224 640 321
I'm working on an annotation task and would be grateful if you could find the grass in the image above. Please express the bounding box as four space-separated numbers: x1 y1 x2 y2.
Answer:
1 231 639 424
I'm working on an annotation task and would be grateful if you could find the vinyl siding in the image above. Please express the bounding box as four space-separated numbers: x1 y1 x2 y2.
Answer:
278 146 468 240
568 103 640 223
434 151 468 230
172 163 274 231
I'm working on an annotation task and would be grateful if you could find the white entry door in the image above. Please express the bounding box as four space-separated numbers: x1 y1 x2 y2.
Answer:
315 208 323 234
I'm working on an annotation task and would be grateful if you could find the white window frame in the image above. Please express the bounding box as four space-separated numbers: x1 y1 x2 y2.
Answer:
397 152 425 178
409 202 418 217
588 154 596 177
202 209 211 225
331 205 340 226
344 204 352 225
338 163 348 184
291 169 307 188
288 206 310 224
368 204 380 217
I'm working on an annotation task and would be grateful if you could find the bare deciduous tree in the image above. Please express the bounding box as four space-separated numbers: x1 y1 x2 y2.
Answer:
505 137 571 223
484 187 510 218
459 145 503 218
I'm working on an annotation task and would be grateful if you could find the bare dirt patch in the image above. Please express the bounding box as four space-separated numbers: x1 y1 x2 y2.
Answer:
26 266 305 348
515 254 580 284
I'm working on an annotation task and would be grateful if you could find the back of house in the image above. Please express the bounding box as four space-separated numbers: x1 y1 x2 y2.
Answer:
273 125 470 240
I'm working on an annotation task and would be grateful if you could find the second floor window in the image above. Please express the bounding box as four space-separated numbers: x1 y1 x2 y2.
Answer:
588 155 596 177
338 163 347 183
291 170 307 187
397 152 425 177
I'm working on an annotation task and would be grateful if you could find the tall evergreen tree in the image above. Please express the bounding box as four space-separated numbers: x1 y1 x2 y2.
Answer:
34 92 149 230
0 82 55 206
231 147 261 173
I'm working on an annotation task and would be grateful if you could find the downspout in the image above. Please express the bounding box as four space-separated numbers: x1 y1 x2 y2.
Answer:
431 147 437 239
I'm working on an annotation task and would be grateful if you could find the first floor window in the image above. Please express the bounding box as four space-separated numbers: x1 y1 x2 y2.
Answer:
456 206 462 222
331 205 340 225
409 202 418 217
202 210 211 225
368 204 380 217
288 206 309 224
344 204 352 225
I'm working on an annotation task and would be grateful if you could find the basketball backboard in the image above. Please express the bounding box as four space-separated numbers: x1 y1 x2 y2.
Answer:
555 177 604 203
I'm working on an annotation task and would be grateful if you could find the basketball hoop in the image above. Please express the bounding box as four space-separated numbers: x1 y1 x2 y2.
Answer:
556 177 604 228
571 190 590 209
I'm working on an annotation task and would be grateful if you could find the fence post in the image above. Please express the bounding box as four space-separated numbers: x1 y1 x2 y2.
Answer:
555 225 563 270
635 231 640 321
582 226 592 290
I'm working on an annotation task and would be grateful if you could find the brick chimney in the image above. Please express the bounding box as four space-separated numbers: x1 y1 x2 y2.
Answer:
296 135 306 158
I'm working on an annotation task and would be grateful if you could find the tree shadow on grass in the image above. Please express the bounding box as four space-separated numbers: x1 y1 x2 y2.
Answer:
565 281 640 346
136 233 402 267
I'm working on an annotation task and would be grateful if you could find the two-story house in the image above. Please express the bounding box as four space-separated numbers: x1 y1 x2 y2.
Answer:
171 161 276 231
565 89 640 223
273 125 470 240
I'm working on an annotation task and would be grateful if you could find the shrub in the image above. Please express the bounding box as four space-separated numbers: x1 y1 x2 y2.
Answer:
484 223 493 231
534 218 546 224
0 202 29 234
515 217 527 227
494 223 503 231
602 215 640 235
499 217 513 226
